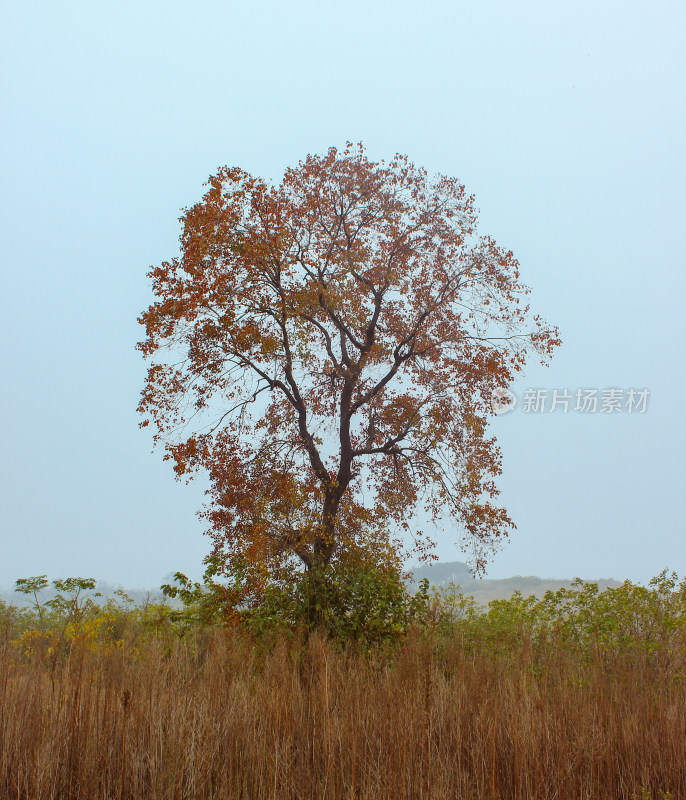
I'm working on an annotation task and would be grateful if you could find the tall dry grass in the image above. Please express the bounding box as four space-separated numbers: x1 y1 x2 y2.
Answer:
1 627 684 800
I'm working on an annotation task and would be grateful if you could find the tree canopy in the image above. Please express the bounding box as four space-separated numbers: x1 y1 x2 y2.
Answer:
138 144 559 581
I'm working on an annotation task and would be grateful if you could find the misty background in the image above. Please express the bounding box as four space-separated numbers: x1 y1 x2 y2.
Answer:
1 0 684 591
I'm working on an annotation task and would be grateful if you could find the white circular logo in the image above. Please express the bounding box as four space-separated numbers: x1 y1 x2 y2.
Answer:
491 387 517 415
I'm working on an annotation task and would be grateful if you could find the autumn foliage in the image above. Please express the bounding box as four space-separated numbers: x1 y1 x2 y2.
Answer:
138 144 559 580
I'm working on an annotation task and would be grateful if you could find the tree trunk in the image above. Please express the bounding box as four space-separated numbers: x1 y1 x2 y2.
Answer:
305 485 346 625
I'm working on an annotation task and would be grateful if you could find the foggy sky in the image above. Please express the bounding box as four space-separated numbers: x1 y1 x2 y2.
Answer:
1 0 684 588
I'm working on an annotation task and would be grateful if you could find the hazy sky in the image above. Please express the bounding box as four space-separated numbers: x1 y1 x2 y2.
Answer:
1 0 684 589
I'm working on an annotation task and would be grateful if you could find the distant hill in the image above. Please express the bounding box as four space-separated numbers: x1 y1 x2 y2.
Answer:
2 562 623 609
408 561 622 604
0 581 166 609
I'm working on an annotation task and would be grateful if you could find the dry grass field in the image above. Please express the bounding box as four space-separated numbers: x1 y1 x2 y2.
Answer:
1 572 684 799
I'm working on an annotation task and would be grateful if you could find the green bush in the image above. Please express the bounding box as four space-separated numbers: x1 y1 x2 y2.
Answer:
4 565 684 668
160 554 432 648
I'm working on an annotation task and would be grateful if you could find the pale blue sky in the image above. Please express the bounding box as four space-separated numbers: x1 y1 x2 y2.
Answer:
1 0 684 588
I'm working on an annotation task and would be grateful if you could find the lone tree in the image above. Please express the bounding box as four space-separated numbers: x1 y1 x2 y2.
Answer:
138 144 559 586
